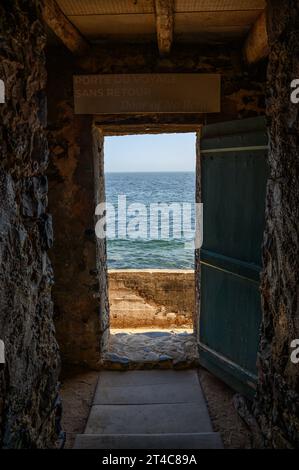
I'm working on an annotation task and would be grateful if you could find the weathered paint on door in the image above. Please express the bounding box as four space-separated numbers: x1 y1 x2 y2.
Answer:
197 117 268 398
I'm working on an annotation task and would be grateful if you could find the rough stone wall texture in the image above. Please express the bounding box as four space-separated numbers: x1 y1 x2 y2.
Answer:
79 42 267 130
255 0 299 448
46 50 108 368
93 127 110 353
0 0 60 448
109 270 194 329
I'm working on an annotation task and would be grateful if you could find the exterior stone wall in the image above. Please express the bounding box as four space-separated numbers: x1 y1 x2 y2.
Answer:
254 0 299 448
0 0 60 448
109 270 194 329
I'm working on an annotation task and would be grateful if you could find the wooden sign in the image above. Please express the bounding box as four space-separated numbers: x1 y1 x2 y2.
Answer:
73 74 220 114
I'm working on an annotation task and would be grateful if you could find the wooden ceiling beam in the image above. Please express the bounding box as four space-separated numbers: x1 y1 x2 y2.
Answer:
243 10 269 65
154 0 174 56
41 0 89 57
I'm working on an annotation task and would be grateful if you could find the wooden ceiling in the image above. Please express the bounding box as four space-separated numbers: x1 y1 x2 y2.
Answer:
56 0 266 44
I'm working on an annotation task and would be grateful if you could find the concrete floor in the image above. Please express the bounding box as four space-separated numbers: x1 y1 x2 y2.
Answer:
74 370 223 449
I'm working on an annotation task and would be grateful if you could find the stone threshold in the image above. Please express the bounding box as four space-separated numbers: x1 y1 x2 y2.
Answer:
102 329 199 371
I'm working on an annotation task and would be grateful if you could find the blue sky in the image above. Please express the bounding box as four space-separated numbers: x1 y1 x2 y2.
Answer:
104 133 196 173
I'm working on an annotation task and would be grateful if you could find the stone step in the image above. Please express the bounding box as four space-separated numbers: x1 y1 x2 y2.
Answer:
93 382 204 405
74 432 224 449
85 403 213 434
73 371 222 450
98 370 199 387
109 295 143 302
110 311 153 318
110 297 152 304
110 309 158 317
109 288 138 296
110 305 158 312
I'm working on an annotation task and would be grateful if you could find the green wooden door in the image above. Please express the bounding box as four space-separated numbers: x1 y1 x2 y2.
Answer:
198 117 269 398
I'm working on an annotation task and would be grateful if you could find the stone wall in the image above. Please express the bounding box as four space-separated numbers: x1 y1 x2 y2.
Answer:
109 270 194 329
0 0 60 448
254 0 299 448
0 0 297 450
46 50 109 369
80 42 267 131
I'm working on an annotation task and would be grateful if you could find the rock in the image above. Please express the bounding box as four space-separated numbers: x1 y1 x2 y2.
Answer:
144 352 160 362
104 353 130 364
166 313 177 321
105 330 198 370
0 1 60 449
254 1 299 448
143 331 169 338
159 354 173 362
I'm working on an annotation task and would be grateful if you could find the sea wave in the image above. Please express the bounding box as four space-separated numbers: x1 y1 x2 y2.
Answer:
105 172 195 269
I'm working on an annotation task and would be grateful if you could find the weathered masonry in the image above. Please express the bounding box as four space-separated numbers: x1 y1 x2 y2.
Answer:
108 270 194 329
0 0 298 449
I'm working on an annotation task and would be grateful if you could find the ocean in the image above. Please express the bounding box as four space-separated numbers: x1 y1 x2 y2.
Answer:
105 172 195 269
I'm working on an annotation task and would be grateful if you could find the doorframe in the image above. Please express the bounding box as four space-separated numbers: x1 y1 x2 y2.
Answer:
94 118 202 353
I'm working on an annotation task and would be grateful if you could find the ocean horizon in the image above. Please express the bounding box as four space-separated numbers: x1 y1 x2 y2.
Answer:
105 171 196 269
105 170 195 173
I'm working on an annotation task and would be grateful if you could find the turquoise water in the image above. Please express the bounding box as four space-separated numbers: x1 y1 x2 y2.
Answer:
105 172 195 269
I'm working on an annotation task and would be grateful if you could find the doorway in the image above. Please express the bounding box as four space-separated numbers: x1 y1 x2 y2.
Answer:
101 133 198 368
94 116 268 397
